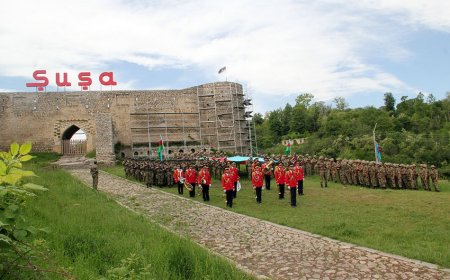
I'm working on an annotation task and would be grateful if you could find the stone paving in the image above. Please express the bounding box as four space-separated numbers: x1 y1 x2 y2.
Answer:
70 169 450 280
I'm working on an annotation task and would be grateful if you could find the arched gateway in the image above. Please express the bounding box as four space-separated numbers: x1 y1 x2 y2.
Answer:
61 125 87 155
0 82 251 164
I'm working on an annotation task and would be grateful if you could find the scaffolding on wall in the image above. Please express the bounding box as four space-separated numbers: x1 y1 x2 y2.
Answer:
129 82 251 156
243 85 258 156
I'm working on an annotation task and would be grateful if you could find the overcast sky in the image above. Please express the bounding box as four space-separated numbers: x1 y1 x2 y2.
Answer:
1 0 449 113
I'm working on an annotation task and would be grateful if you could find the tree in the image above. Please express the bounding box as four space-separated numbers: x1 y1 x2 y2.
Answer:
252 113 264 125
281 104 292 135
295 93 314 108
333 97 348 110
427 93 436 104
383 92 396 113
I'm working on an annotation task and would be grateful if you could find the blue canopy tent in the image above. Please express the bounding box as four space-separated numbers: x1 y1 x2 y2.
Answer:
226 156 265 163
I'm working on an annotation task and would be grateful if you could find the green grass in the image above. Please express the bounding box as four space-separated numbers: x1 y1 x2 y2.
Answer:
20 157 253 280
103 165 450 268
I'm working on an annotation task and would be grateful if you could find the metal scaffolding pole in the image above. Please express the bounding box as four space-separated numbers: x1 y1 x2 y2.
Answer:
253 120 258 155
182 112 187 150
228 83 237 154
196 86 203 147
234 83 243 155
164 113 169 159
212 83 221 151
248 119 253 156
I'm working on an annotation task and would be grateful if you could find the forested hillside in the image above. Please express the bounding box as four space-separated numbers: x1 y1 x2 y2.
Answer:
254 92 450 174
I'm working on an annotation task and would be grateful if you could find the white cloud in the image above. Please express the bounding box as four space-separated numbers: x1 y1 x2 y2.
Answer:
0 0 449 111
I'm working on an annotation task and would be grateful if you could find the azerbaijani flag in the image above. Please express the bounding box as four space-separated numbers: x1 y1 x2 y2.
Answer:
375 142 382 162
157 135 164 161
285 140 291 155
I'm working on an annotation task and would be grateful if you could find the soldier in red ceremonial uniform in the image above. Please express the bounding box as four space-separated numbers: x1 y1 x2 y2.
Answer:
274 162 286 199
222 167 234 207
173 165 185 195
285 164 297 207
252 164 264 203
198 165 211 201
262 158 272 190
185 164 197 197
229 162 240 198
294 161 304 195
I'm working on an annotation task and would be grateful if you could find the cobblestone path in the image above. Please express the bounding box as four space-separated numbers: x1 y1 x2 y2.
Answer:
71 170 450 280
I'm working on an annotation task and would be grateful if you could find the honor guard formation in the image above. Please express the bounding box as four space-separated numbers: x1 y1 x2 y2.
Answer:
123 151 441 208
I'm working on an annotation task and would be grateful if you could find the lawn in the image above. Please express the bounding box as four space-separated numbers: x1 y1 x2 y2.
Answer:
17 156 254 280
103 164 450 268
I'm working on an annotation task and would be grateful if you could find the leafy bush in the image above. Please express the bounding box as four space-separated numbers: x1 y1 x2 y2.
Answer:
0 143 68 278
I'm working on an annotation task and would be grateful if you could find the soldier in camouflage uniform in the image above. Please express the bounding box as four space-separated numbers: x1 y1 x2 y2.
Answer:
368 162 378 188
419 164 430 191
339 159 348 186
156 165 164 187
408 165 417 190
376 162 387 189
401 164 409 189
362 161 370 187
331 159 338 183
312 156 318 175
354 160 364 186
165 163 173 186
305 155 312 176
317 156 327 188
429 165 440 192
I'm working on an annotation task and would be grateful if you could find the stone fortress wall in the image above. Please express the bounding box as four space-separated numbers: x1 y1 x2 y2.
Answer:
0 82 250 162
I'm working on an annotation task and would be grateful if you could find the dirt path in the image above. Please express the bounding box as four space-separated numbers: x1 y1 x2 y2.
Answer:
70 169 450 280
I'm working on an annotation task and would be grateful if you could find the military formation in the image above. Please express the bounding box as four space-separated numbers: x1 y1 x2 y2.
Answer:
297 155 441 192
123 151 231 188
122 150 441 193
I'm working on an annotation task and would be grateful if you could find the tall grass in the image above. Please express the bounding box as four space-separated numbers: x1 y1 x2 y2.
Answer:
104 165 450 268
22 157 253 279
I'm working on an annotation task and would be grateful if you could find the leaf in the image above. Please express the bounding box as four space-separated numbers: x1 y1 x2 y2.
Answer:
19 155 34 162
9 168 36 177
0 233 12 244
39 227 51 234
19 142 32 155
0 219 9 227
0 161 6 176
6 203 19 213
26 226 37 235
22 183 47 192
11 161 22 168
0 173 22 185
13 229 28 240
10 143 19 156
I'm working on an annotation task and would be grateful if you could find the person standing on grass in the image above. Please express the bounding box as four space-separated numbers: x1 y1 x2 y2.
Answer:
285 164 297 207
274 162 286 199
230 162 240 198
185 164 197 197
252 164 264 204
222 167 234 208
429 165 440 192
90 160 98 190
198 165 211 201
262 157 272 190
294 161 304 195
173 165 184 195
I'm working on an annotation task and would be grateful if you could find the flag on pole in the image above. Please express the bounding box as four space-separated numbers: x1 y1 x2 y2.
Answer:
375 142 382 162
218 66 226 74
157 135 164 161
285 140 291 155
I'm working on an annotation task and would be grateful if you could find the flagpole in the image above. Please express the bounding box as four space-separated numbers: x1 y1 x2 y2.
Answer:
373 123 378 163
290 140 292 156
